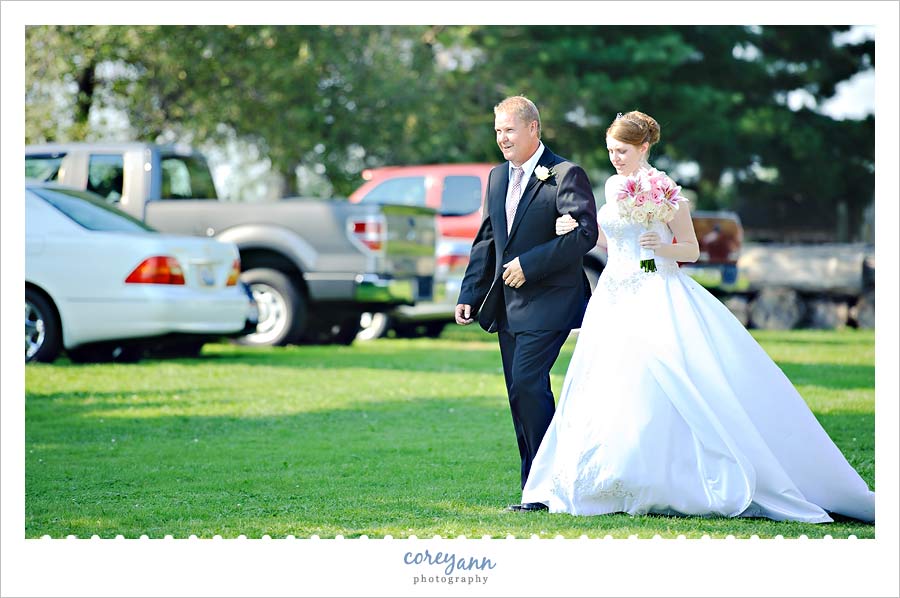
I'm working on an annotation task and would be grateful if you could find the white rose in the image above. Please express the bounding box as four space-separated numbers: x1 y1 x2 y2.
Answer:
660 205 675 222
632 209 648 224
534 165 552 181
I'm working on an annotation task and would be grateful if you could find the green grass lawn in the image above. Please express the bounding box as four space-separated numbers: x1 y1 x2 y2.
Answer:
25 327 875 539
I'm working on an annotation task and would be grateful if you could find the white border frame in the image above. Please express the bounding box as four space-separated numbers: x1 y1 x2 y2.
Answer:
3 3 898 596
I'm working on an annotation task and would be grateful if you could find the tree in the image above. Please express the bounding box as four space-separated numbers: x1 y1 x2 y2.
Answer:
25 25 874 240
26 25 141 142
445 25 873 239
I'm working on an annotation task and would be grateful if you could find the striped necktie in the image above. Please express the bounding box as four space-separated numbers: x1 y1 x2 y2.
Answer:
506 166 525 234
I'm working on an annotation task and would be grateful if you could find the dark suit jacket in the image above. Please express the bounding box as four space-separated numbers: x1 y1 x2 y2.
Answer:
457 147 599 333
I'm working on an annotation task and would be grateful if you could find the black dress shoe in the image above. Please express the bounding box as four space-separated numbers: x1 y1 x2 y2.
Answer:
506 503 524 512
519 502 548 511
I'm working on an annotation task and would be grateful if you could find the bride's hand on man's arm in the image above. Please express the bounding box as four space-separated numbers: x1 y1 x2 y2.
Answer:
556 213 607 249
555 214 579 236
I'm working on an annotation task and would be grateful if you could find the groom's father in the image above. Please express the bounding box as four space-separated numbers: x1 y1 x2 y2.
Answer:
455 96 599 511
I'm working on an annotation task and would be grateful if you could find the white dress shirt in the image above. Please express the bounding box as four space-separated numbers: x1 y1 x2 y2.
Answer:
507 142 545 203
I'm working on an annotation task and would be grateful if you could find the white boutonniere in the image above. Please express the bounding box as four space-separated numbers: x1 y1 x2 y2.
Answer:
534 165 555 182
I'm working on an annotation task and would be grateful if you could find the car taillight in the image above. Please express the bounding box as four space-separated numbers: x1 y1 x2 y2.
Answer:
226 258 241 286
350 217 385 252
125 256 185 285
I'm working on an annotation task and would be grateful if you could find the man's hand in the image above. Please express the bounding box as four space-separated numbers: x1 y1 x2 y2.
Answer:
502 257 526 288
455 303 474 325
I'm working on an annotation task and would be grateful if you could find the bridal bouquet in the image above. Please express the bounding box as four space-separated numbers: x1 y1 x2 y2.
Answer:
615 169 685 272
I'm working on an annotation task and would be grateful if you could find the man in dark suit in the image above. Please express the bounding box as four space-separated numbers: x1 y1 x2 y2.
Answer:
455 96 599 512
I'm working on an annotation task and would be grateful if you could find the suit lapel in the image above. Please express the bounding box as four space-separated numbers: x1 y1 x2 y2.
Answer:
505 148 558 244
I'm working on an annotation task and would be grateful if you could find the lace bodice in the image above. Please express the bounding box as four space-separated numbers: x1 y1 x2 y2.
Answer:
596 201 681 301
598 202 677 270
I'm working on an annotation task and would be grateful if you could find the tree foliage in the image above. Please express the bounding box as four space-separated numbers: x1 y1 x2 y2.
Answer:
25 25 874 240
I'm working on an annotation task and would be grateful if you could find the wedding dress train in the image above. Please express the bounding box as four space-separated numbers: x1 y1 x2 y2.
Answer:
521 201 875 523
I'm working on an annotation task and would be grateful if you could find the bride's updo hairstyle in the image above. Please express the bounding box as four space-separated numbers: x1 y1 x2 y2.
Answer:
607 111 660 148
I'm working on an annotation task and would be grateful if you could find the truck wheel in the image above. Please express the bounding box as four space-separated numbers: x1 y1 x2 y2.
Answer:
356 312 392 341
807 299 850 330
722 296 751 327
853 290 875 329
25 289 61 363
749 287 805 330
238 268 307 346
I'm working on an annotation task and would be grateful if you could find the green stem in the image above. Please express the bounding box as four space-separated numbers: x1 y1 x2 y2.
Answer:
640 259 657 273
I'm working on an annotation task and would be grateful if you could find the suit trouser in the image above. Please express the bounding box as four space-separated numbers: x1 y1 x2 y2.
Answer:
497 317 570 490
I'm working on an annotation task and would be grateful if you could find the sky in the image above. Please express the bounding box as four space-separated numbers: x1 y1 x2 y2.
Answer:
819 68 876 119
809 25 875 120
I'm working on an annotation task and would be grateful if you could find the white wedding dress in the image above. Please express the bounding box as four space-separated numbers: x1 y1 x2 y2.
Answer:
521 196 875 523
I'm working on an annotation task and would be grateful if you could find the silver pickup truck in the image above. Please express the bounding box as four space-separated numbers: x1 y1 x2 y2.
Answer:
25 142 437 346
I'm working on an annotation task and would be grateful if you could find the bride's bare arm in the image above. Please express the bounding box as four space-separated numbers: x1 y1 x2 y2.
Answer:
639 201 699 262
595 226 608 249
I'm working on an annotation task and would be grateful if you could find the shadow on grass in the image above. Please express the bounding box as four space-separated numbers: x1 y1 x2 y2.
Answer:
26 393 519 538
138 345 869 395
138 339 574 377
26 387 875 539
26 329 875 538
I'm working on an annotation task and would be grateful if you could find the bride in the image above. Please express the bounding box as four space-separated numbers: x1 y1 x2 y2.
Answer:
520 110 875 523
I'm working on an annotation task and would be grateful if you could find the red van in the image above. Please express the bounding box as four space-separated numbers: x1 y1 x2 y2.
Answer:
349 163 493 239
349 164 494 339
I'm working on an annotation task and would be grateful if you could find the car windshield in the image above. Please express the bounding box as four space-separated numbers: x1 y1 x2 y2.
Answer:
29 186 156 233
358 176 427 207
